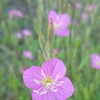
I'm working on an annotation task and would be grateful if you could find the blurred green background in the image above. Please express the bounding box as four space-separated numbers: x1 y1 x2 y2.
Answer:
0 0 100 100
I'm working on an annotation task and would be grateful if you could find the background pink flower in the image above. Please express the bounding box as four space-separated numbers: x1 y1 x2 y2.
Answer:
76 2 82 9
15 10 24 18
91 54 100 69
48 11 70 37
9 9 24 18
81 13 88 21
54 48 60 55
9 9 15 18
21 66 27 73
88 4 95 12
15 32 23 39
23 58 74 100
73 19 78 25
23 50 34 59
22 29 32 36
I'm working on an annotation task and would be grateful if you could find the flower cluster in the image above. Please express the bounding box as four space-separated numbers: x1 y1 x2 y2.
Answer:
15 29 32 39
9 9 24 18
23 10 74 100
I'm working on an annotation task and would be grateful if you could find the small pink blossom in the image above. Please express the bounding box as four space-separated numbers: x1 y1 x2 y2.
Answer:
9 9 15 18
9 9 24 18
48 11 70 37
15 10 24 18
76 2 82 9
54 48 60 55
22 29 32 36
88 4 95 12
91 54 100 69
73 19 78 25
23 58 74 100
81 13 88 21
23 50 34 59
15 32 23 39
21 66 27 73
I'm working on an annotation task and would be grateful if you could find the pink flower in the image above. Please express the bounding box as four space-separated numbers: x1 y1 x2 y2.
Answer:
48 11 70 37
54 48 60 55
15 10 24 18
9 9 15 18
88 4 95 12
21 66 27 73
23 58 74 100
81 13 88 21
73 19 78 25
76 2 82 9
22 29 32 36
23 50 34 59
15 32 23 39
9 9 24 18
91 54 100 69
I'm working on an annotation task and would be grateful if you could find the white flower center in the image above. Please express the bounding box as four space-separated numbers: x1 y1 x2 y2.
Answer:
54 16 66 30
54 23 61 30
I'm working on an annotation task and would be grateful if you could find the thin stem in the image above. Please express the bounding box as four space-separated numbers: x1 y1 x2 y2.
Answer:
60 0 68 62
90 69 96 84
63 38 68 61
61 0 64 12
69 0 77 81
88 69 97 93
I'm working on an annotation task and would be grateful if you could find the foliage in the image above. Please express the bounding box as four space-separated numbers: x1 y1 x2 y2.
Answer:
0 0 100 100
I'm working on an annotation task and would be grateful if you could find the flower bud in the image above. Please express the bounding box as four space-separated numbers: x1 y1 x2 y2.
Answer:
38 31 45 51
47 18 55 45
38 31 47 60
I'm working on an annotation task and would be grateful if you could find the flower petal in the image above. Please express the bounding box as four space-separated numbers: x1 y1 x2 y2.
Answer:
92 63 100 69
23 66 43 89
48 10 58 23
91 54 100 61
55 77 74 100
41 58 66 80
54 28 70 37
59 14 70 28
32 90 55 100
91 54 100 69
32 91 41 100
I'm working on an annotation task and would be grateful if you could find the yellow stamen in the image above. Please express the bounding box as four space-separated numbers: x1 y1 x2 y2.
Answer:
43 77 53 87
97 62 100 66
54 23 60 30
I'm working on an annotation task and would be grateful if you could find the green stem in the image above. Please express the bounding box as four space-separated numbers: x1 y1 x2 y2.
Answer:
90 69 96 84
63 38 68 61
69 0 77 81
60 0 68 62
61 0 64 12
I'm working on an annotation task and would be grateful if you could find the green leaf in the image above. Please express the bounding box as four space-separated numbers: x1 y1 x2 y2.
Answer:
79 55 90 70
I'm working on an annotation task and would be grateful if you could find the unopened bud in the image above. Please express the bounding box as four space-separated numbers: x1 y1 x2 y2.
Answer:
67 4 71 16
38 31 45 51
38 31 47 60
47 18 55 45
